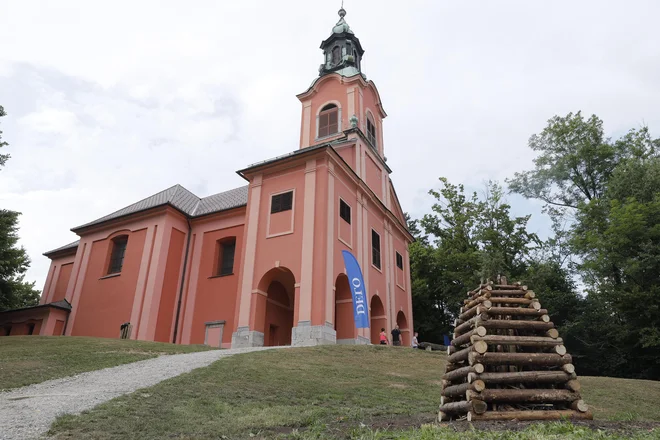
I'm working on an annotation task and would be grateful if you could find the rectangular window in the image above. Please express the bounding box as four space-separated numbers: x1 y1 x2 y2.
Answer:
271 191 293 214
371 229 381 269
396 252 403 270
108 236 128 274
218 240 236 276
339 199 351 224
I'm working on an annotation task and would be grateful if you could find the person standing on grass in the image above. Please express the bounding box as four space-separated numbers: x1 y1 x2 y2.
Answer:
379 328 389 345
411 331 419 349
391 324 401 346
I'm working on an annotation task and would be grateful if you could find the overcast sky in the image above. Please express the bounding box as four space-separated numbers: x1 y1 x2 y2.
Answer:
1 0 659 291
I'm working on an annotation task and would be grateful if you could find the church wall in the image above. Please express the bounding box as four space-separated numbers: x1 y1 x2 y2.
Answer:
365 203 389 330
153 228 186 343
364 150 383 200
40 253 76 304
188 223 244 346
250 164 306 326
71 228 147 338
178 209 246 345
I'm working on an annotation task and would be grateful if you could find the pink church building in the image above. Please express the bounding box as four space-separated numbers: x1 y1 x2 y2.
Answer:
1 8 414 348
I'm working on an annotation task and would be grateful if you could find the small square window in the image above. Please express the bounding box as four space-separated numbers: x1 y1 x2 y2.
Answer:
371 230 381 270
339 200 351 224
271 191 293 214
396 252 403 270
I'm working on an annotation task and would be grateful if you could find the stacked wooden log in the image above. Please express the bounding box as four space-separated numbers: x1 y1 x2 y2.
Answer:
438 278 593 422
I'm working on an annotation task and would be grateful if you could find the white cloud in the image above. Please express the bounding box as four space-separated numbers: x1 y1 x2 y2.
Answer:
1 0 659 291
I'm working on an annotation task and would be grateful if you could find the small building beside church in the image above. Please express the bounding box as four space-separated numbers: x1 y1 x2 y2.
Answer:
1 8 414 348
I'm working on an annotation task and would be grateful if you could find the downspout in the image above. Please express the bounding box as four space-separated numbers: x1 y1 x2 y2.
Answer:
172 218 193 344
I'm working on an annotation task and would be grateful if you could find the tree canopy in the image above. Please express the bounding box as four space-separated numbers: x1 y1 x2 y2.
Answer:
0 105 41 311
409 112 660 380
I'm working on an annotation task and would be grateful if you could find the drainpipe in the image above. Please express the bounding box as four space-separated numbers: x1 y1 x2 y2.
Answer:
172 218 193 344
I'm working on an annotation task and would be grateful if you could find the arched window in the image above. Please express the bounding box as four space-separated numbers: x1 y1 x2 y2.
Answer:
331 46 341 65
319 104 339 138
366 114 377 148
216 237 236 276
353 49 359 69
108 235 128 274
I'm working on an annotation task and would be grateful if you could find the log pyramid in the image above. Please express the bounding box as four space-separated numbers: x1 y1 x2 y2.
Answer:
438 278 593 422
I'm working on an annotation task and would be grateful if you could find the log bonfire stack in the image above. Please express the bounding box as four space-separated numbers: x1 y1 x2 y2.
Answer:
438 277 593 422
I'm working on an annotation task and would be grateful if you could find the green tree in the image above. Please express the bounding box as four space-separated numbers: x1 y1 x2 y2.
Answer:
0 105 41 311
509 111 660 379
409 178 541 343
0 105 9 169
0 210 41 310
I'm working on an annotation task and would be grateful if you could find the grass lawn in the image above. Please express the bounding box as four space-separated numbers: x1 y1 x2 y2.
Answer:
47 345 660 440
0 336 214 391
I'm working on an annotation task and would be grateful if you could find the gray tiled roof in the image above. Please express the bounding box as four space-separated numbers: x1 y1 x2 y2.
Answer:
71 184 248 232
195 186 249 216
43 239 80 256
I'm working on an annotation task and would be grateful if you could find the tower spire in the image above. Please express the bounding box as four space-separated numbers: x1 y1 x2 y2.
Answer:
317 3 365 78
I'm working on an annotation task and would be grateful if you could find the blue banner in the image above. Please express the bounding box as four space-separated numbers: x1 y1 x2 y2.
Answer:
341 250 370 329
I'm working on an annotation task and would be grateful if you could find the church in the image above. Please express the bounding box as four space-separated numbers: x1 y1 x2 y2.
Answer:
1 8 414 348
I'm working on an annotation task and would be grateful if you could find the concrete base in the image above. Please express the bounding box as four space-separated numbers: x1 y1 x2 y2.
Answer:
231 326 264 348
337 336 371 345
291 322 336 346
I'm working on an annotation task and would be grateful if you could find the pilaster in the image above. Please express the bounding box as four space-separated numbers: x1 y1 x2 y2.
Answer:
298 159 317 324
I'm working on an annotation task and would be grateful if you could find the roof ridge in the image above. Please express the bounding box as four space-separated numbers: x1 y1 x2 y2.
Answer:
173 184 203 216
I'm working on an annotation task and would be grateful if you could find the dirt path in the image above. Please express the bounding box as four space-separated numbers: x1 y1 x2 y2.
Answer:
0 346 279 440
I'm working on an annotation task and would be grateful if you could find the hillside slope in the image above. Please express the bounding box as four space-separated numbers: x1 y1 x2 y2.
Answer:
45 344 660 439
0 336 214 390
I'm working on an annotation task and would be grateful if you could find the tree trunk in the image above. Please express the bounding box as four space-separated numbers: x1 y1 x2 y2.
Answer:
469 352 572 367
480 320 555 331
452 326 487 347
475 388 579 403
481 307 547 318
475 370 575 385
468 409 593 421
470 335 563 347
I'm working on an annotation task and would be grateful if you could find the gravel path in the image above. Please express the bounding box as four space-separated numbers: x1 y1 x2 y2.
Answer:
0 346 280 440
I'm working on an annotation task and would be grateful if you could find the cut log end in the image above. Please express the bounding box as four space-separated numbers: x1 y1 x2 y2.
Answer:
472 379 486 392
540 314 551 323
474 363 485 374
563 363 576 374
554 345 567 356
474 340 489 354
571 399 589 413
547 328 560 339
566 379 582 392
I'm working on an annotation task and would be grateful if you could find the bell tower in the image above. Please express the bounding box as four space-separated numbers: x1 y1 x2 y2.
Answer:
318 7 365 78
296 6 389 186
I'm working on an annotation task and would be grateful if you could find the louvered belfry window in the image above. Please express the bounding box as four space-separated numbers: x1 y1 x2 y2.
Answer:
367 116 377 147
319 104 339 138
108 236 128 274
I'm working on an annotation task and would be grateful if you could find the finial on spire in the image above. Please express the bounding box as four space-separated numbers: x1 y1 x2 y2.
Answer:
339 0 346 19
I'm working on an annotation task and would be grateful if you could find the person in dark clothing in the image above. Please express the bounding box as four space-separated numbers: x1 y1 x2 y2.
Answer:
391 324 401 346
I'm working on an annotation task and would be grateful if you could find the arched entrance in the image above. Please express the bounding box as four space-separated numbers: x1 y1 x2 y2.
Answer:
257 267 295 347
370 295 387 344
334 274 355 341
396 311 410 346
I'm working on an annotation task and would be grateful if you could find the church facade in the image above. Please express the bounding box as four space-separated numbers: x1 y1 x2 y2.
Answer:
1 8 414 348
